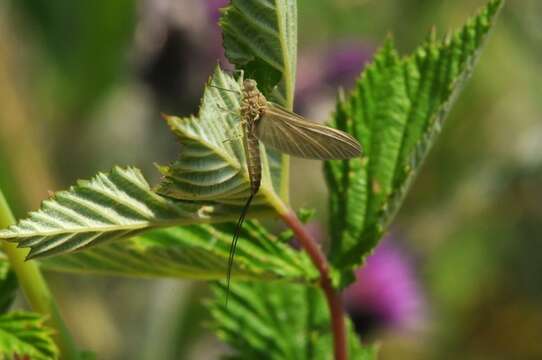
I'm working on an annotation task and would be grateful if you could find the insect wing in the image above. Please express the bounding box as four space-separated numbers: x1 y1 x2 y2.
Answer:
255 104 362 159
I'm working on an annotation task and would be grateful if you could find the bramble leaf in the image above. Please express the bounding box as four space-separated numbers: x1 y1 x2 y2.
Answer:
220 0 297 105
42 221 317 283
0 166 247 259
220 0 298 199
209 282 377 360
0 68 289 270
156 67 284 207
0 312 58 360
324 0 503 283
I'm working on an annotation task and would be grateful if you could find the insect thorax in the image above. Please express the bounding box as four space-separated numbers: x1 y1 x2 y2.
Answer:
241 80 267 125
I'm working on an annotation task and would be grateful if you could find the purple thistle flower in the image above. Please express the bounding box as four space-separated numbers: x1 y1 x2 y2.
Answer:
344 237 426 337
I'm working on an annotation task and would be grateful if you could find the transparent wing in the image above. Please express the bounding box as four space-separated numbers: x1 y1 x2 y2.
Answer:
255 104 362 159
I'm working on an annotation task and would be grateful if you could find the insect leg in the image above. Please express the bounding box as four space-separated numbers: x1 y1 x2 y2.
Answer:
231 69 244 80
208 84 242 95
222 134 243 144
222 122 245 144
217 104 239 116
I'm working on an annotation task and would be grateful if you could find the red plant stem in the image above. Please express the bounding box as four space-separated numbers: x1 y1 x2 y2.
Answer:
279 210 347 360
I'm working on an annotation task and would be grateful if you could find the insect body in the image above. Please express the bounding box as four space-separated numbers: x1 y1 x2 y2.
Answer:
226 79 362 302
240 79 267 195
225 80 266 299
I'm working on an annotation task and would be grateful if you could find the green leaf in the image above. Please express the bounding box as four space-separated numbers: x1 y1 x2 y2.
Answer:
209 282 377 360
0 254 17 314
0 312 58 360
220 0 297 105
220 0 297 199
155 67 284 207
0 166 248 260
324 0 503 281
0 68 289 261
42 221 317 283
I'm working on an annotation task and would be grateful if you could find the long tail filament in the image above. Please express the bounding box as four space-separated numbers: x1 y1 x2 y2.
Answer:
225 192 255 305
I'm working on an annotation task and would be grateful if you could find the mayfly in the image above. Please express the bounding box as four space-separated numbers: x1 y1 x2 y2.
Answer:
222 78 362 302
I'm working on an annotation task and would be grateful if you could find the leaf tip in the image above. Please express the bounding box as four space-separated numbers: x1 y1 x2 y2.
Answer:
382 32 396 47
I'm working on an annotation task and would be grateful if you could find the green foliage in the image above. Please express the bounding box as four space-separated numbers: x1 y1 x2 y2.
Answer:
156 67 282 203
220 0 297 105
220 0 299 197
0 255 17 313
0 166 235 259
209 282 377 360
0 312 58 360
0 1 504 359
0 68 292 262
324 0 503 284
42 221 317 282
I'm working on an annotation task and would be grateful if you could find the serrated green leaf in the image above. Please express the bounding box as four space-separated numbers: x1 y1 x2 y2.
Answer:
220 0 297 105
0 312 58 360
0 254 17 314
324 0 503 281
41 221 318 283
220 0 297 200
156 67 284 208
0 166 255 260
0 68 290 263
209 282 377 360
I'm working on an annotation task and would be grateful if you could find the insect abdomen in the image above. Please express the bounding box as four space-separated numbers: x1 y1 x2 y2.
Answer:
243 125 261 194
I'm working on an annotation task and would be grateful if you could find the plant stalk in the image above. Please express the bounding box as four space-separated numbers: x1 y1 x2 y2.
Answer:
0 190 79 359
279 210 347 360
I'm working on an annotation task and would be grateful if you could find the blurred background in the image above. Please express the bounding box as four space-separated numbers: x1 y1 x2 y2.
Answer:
1 0 541 359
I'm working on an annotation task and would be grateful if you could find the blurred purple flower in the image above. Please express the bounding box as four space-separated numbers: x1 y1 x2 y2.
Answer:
206 0 229 24
344 237 426 336
205 0 233 69
295 42 373 115
323 42 372 88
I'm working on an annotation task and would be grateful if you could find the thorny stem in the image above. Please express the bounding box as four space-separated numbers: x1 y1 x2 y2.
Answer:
279 210 347 360
0 190 79 360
